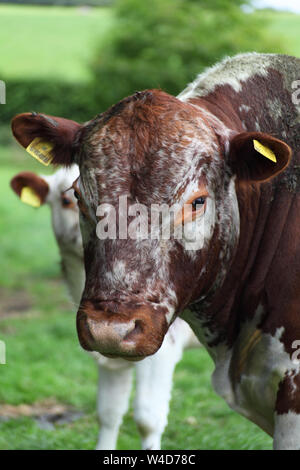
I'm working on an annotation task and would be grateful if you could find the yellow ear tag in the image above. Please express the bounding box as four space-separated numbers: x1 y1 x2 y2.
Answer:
26 137 54 166
20 187 41 208
253 139 277 163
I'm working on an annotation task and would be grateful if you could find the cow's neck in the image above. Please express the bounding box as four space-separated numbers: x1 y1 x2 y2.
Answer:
184 186 267 353
183 96 276 352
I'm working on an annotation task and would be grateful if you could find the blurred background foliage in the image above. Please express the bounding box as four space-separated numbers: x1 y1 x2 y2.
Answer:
0 0 293 125
91 0 282 110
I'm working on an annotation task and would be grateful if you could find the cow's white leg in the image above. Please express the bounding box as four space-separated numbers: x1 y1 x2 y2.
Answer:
134 319 196 450
96 362 133 450
134 355 175 450
273 412 300 449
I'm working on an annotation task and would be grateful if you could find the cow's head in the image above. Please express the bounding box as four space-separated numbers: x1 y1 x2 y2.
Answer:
11 90 292 359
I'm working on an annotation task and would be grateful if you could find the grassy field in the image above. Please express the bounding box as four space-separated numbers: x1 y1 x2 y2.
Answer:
0 4 113 82
257 10 300 57
1 3 299 451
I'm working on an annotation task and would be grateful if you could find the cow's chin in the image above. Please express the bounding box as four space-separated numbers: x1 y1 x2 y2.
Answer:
99 353 146 362
76 304 168 360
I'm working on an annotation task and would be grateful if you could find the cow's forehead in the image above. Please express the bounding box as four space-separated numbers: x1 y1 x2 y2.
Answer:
78 90 221 205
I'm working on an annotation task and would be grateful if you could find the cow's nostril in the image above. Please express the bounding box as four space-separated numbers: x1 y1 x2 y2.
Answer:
123 319 143 342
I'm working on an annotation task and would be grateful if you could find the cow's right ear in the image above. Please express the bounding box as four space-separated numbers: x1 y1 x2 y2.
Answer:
10 171 49 208
11 113 82 166
226 131 292 183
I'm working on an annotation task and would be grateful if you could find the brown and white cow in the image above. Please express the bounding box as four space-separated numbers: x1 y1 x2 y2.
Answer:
11 53 300 449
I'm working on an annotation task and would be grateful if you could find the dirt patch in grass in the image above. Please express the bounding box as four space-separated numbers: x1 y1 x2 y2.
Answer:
0 287 33 319
0 398 84 430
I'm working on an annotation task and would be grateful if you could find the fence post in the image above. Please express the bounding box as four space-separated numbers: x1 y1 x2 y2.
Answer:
0 340 6 364
0 80 6 104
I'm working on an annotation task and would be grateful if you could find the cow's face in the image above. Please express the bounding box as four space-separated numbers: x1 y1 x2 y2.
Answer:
12 90 291 359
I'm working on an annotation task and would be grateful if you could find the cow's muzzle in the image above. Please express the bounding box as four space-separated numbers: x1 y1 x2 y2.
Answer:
76 300 168 360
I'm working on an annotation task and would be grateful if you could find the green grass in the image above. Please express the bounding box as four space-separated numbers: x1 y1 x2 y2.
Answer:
0 4 113 82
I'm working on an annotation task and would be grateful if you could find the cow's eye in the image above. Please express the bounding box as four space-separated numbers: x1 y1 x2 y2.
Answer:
174 191 208 227
192 196 206 210
62 196 72 207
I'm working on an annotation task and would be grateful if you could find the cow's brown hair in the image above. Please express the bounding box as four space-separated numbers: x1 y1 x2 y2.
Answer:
80 90 205 168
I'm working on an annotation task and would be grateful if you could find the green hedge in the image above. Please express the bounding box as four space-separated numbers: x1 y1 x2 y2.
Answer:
0 78 102 126
91 0 283 111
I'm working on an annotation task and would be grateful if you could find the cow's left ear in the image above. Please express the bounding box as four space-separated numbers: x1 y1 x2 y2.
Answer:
227 132 292 183
11 113 82 167
10 171 49 207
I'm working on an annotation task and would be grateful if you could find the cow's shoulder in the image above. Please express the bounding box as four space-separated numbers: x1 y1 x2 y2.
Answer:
179 53 300 101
